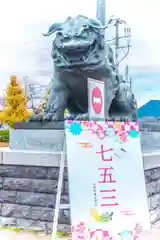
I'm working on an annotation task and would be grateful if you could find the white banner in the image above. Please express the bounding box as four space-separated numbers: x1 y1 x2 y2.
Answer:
65 120 150 239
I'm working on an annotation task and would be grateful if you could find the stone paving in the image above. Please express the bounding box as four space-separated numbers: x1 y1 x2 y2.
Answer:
1 230 160 239
138 231 160 239
0 231 70 240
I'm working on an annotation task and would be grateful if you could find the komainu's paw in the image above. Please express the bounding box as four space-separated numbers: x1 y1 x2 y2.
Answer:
43 113 54 121
28 112 60 122
43 112 63 121
28 113 44 121
75 113 89 121
107 115 133 122
119 116 132 122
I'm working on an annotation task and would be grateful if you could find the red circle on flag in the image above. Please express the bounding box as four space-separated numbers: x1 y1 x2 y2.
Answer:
92 87 102 113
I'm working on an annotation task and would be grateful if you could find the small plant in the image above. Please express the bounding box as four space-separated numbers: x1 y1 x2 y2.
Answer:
0 129 9 142
0 226 70 236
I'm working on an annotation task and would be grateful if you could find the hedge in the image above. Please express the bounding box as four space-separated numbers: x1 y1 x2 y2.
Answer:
0 129 9 142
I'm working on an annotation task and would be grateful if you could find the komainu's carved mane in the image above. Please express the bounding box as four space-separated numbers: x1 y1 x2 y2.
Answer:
29 15 137 122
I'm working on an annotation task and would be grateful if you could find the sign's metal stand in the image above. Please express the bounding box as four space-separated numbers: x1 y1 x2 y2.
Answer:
52 138 70 240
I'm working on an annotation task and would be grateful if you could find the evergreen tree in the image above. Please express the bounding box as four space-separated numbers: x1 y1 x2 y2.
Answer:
3 75 31 126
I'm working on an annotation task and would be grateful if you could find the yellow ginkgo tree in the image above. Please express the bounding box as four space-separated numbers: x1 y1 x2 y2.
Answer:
3 75 32 127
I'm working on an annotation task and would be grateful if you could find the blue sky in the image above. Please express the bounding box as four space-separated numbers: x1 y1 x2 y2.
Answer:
0 0 159 103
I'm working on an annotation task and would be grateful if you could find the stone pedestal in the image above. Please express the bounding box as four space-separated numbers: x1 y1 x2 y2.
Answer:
5 120 160 232
140 131 160 154
9 121 160 154
9 122 65 152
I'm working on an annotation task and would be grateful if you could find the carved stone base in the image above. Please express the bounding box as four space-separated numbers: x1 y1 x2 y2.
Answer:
13 121 64 130
10 129 64 153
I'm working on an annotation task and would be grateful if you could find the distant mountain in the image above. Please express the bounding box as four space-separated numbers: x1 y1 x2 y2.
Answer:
138 100 160 119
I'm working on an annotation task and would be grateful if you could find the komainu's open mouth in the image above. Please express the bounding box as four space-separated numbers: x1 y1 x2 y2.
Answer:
58 40 97 63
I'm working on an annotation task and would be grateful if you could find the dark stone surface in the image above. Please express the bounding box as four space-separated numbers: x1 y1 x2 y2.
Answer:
29 15 137 122
2 163 160 231
148 194 160 211
0 217 70 233
14 120 160 131
146 180 160 197
0 177 3 189
1 203 70 224
14 121 64 130
15 192 68 207
140 131 160 154
11 120 160 153
10 129 64 151
5 118 160 232
139 119 160 132
0 165 48 179
150 208 160 225
0 191 17 203
0 165 70 233
30 207 70 224
0 165 68 180
145 168 160 183
3 178 58 193
14 120 152 130
1 204 31 219
145 168 160 228
63 180 69 193
30 206 54 222
47 167 68 180
3 178 68 195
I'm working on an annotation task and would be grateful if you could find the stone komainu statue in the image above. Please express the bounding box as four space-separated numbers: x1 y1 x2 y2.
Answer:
29 15 137 122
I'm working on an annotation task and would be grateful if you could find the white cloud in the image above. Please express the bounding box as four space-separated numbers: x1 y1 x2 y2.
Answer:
106 0 160 64
0 0 158 96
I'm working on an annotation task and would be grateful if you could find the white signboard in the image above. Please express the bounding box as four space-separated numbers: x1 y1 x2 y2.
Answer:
88 78 105 120
65 120 150 239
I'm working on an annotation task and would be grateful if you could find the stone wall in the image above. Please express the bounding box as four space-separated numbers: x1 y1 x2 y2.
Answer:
0 164 70 233
0 149 70 233
145 167 160 229
0 149 160 233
